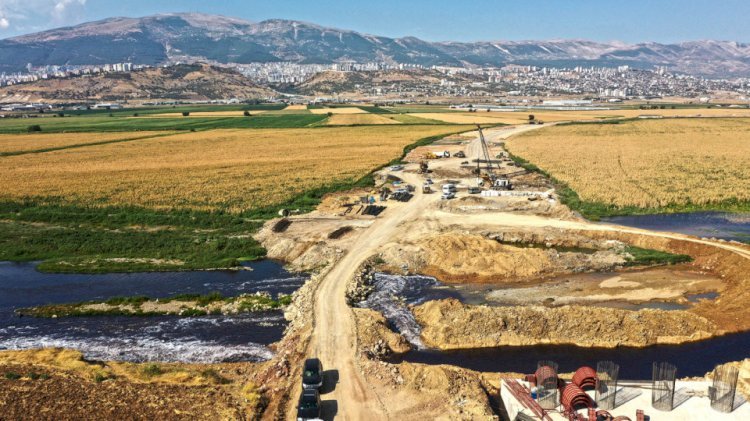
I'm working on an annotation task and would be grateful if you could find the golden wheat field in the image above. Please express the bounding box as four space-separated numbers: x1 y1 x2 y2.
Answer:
411 108 750 125
284 104 308 110
0 126 464 212
325 113 400 125
309 107 367 114
0 132 168 154
506 118 750 208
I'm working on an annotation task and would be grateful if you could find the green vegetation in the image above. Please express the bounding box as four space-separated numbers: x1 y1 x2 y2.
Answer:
142 364 164 377
4 372 21 380
200 369 230 385
64 103 286 117
623 246 693 266
16 292 293 318
356 105 393 114
0 125 470 272
0 114 327 133
0 201 266 273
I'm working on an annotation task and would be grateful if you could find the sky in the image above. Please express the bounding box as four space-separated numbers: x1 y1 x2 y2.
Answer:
0 0 749 43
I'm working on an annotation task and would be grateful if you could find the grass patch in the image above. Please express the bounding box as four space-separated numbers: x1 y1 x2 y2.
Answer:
4 372 21 380
142 364 164 377
0 114 326 133
0 201 266 273
17 292 293 318
200 369 230 385
623 246 693 266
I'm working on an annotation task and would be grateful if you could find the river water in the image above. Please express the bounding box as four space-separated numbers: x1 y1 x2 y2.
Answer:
0 260 307 363
359 272 750 378
603 211 750 243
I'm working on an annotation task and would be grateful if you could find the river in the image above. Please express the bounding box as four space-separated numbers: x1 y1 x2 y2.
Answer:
359 272 750 378
603 211 750 243
0 260 307 363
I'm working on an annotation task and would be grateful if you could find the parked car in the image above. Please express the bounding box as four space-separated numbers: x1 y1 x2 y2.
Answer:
424 178 434 185
442 184 457 194
389 165 404 171
441 192 456 200
302 358 323 390
296 389 322 421
468 187 482 194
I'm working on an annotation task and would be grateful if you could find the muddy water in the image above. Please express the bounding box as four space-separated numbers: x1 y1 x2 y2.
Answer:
356 273 461 349
0 260 308 363
399 330 750 378
603 212 750 243
365 272 749 378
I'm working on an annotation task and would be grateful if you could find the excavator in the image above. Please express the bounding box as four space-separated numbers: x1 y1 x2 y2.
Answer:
418 161 429 174
473 125 512 190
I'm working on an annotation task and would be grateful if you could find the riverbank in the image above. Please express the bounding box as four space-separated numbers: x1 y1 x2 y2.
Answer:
16 291 292 318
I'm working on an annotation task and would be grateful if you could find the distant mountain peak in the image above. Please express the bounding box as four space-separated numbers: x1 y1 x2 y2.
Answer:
1 13 749 77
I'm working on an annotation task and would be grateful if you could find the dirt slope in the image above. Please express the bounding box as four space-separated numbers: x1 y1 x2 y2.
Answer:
0 64 275 103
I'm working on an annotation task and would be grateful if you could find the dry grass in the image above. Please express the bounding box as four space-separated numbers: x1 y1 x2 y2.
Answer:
506 118 750 208
0 132 166 153
309 107 367 114
411 108 750 125
326 113 400 125
0 126 465 212
284 104 308 110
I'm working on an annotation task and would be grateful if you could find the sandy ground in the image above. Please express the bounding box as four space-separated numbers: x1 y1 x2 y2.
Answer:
255 123 750 419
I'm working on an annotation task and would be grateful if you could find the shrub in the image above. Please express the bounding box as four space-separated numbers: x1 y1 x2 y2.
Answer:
200 369 230 384
244 111 251 117
182 112 190 117
27 125 42 132
142 363 164 377
4 372 21 380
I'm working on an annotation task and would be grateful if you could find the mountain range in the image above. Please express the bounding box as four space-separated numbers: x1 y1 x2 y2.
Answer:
1 13 750 78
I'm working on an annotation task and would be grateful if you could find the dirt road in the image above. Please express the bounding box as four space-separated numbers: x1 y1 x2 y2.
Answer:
297 124 750 419
301 125 543 419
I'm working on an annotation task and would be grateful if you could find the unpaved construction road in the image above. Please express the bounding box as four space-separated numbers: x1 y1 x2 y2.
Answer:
298 124 750 419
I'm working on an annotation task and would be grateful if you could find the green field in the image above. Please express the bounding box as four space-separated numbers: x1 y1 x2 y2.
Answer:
0 113 327 133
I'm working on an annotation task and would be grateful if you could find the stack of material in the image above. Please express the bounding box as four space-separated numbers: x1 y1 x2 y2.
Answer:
560 383 593 412
361 205 386 216
572 366 598 390
390 191 413 202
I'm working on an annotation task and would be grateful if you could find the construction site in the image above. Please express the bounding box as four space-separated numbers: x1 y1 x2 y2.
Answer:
254 123 750 420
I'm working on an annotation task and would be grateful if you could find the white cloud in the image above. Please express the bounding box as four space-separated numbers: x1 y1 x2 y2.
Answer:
0 0 88 32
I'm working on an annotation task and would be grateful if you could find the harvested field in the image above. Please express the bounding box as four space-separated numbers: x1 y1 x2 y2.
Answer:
409 113 514 125
309 107 367 114
0 126 465 212
326 113 400 125
0 131 167 154
285 104 308 110
506 118 750 209
411 108 750 125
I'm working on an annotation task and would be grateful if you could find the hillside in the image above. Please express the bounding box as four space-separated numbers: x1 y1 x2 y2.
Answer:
0 64 276 103
289 69 480 95
1 13 750 77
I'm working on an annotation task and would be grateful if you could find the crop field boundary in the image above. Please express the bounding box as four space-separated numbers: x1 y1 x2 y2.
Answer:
243 126 475 219
0 132 181 157
0 126 474 272
507 150 750 220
